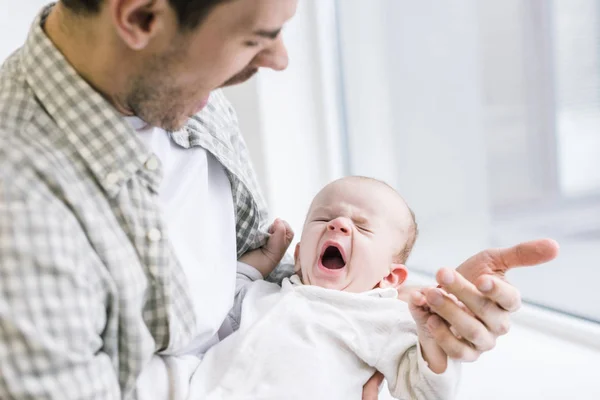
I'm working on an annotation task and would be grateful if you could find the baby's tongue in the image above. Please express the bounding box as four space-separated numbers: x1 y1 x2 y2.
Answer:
322 255 345 269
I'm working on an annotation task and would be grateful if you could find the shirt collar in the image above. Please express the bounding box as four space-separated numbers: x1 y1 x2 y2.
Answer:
21 4 161 197
286 275 399 298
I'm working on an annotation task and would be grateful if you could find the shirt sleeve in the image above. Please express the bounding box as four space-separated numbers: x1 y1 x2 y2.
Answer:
136 354 201 400
0 177 120 399
346 297 460 400
215 89 295 286
368 305 461 400
265 252 295 285
222 262 264 333
379 341 461 400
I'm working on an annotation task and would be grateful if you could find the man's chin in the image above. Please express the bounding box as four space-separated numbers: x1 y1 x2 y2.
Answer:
220 77 248 88
157 115 189 132
221 69 258 88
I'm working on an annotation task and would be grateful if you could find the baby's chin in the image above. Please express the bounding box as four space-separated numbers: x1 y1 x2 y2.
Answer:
304 275 365 292
297 270 344 290
296 266 379 292
309 275 385 293
312 279 346 290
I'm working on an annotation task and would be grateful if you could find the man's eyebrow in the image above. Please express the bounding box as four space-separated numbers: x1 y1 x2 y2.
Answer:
253 28 282 40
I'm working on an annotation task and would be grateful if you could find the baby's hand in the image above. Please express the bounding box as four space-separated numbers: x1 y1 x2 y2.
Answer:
239 219 294 277
409 287 466 341
408 287 466 373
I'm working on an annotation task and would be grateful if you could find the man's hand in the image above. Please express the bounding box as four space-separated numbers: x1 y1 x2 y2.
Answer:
361 238 559 399
362 372 384 400
422 238 559 361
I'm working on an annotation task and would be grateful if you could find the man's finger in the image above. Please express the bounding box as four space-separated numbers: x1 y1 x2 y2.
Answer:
456 238 559 283
427 315 482 362
494 238 559 270
362 371 384 400
437 269 510 336
424 288 496 351
476 275 522 313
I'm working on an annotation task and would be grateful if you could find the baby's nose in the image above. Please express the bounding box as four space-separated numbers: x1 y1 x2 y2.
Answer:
327 217 352 235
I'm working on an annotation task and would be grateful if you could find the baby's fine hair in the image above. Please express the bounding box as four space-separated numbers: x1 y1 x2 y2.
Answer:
332 176 419 264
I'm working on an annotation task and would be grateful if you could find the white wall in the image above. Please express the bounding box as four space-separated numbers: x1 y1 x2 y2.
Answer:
0 0 47 61
335 1 600 399
337 0 492 277
3 2 600 400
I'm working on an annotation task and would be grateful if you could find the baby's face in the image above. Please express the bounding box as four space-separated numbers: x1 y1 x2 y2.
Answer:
295 179 412 293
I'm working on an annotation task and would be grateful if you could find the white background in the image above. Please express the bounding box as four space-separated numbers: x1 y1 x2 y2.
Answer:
1 1 599 399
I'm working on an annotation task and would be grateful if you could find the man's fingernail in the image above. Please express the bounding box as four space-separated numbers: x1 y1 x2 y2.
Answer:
440 269 454 285
429 290 444 306
478 278 493 292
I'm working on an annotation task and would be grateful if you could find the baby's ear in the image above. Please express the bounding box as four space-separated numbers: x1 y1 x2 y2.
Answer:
379 264 408 289
294 243 302 273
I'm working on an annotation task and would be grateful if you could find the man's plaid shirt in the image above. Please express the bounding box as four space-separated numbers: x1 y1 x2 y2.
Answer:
0 5 291 399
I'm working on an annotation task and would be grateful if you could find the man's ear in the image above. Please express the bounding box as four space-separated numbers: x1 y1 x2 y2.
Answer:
109 0 172 50
379 264 408 289
294 243 301 273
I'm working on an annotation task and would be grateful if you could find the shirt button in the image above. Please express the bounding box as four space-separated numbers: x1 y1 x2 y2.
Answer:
105 172 120 186
147 228 162 242
145 155 160 171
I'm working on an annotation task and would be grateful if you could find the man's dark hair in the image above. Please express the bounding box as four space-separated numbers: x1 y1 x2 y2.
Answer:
61 0 233 30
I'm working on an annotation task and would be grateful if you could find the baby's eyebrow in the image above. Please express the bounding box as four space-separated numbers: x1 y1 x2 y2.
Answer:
311 204 371 224
310 206 333 216
351 214 369 225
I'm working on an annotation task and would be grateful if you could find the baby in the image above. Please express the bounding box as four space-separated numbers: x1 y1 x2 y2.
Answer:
188 176 460 399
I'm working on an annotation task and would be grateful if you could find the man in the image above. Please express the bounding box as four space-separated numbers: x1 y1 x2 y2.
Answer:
0 0 559 399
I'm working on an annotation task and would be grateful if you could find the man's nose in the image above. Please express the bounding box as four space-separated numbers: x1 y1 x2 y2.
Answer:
327 217 352 235
252 36 289 71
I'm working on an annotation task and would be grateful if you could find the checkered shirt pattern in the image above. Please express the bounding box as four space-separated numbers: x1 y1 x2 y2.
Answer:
0 5 293 399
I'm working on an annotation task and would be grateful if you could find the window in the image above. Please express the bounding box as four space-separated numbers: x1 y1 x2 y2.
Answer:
336 0 600 323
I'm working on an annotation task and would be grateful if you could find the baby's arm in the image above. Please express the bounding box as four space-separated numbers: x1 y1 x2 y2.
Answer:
225 219 293 333
408 288 452 374
381 341 460 400
239 218 294 277
368 300 460 400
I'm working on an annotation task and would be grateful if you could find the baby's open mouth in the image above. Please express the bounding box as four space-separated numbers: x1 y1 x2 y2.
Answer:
321 245 346 270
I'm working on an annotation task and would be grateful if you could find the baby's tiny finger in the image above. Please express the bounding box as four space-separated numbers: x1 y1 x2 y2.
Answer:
281 220 295 241
268 218 280 234
410 291 427 307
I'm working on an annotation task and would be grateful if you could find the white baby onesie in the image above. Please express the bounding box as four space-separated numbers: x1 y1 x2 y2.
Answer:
188 269 460 400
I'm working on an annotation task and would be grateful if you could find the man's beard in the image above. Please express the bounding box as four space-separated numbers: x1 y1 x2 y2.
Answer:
126 79 186 132
221 67 258 87
125 52 189 132
124 57 258 131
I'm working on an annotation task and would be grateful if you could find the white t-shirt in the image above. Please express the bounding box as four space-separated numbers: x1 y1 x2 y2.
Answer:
126 117 238 399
